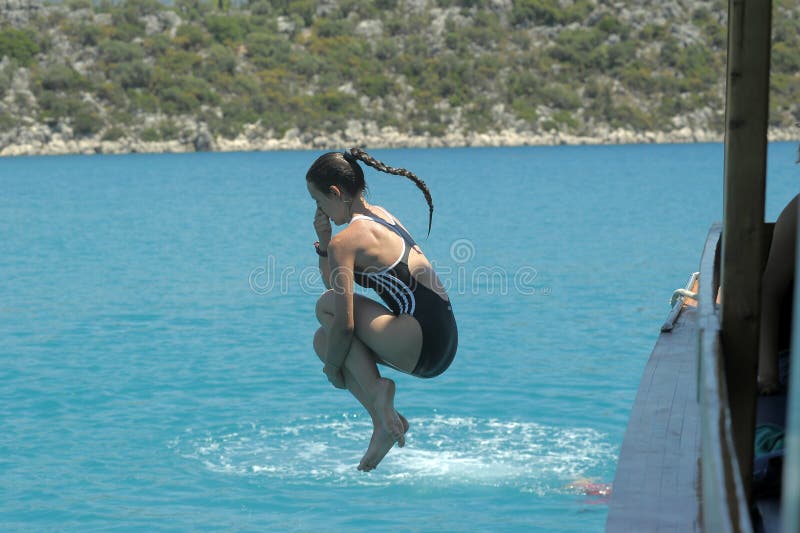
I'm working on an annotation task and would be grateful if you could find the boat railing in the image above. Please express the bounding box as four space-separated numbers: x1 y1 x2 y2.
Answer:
698 222 753 533
661 271 699 333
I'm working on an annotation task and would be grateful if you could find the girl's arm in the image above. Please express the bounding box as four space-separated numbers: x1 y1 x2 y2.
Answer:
319 253 332 290
314 207 333 289
323 234 356 371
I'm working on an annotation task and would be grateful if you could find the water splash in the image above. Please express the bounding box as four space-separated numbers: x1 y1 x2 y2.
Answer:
170 414 617 494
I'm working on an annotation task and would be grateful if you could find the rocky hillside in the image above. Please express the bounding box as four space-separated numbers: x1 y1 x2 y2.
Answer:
0 0 797 156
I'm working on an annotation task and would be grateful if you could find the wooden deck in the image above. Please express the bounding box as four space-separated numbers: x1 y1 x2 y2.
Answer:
606 303 702 532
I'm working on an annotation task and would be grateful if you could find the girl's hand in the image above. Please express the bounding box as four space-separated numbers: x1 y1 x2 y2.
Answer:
323 363 346 389
314 207 332 248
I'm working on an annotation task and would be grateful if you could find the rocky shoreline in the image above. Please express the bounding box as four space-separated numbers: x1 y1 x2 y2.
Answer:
2 0 797 158
1 123 797 157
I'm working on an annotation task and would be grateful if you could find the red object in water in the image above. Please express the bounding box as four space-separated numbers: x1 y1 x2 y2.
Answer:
583 483 612 497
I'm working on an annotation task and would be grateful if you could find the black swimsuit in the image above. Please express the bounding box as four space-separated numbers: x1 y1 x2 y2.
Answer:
350 213 458 378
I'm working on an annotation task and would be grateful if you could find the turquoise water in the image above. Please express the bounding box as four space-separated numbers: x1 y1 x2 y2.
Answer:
1 143 798 531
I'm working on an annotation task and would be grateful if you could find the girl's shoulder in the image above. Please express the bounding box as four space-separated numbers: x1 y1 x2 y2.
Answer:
369 205 416 237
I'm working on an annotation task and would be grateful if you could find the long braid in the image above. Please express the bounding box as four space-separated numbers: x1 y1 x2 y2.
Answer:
348 147 434 237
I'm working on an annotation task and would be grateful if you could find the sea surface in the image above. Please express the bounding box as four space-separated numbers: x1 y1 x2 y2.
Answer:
1 143 798 532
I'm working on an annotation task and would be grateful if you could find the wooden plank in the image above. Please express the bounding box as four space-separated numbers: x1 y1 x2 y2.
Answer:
782 205 800 533
606 305 702 532
719 0 771 498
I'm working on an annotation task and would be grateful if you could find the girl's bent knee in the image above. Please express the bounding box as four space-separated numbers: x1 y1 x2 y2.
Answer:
315 289 335 325
313 327 326 360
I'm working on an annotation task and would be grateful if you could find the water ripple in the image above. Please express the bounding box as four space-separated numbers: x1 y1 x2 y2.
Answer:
170 414 617 494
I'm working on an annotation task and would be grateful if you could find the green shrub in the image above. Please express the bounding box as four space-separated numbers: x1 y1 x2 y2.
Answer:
127 89 159 112
552 110 578 129
463 15 503 48
141 127 161 141
594 14 628 38
62 21 102 47
230 73 261 97
205 44 237 76
541 83 581 110
72 109 103 137
38 64 87 91
246 32 291 69
111 22 146 41
37 93 85 121
111 61 152 89
291 52 322 77
158 120 182 140
659 37 680 67
205 15 247 44
120 0 163 18
174 23 211 50
175 74 218 104
550 28 604 68
209 104 252 139
109 111 134 126
0 28 40 66
620 65 656 92
315 18 349 39
102 126 126 141
0 111 17 130
773 41 799 72
174 0 213 22
144 34 172 57
676 43 716 84
657 95 683 117
334 0 379 18
287 0 315 27
15 92 31 110
160 87 200 115
357 73 395 99
312 90 361 116
511 98 538 123
65 0 93 9
250 1 272 16
510 0 563 27
221 100 259 124
0 66 11 98
564 0 593 22
99 40 145 64
155 49 202 75
506 69 542 98
97 82 127 108
372 37 397 61
609 102 654 130
444 30 468 53
461 97 493 132
597 40 637 70
96 0 114 13
106 0 159 41
157 75 218 113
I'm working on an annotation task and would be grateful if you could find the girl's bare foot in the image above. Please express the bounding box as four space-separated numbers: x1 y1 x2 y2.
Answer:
372 378 405 446
358 414 409 472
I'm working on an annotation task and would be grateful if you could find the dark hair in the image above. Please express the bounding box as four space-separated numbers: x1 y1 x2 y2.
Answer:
306 148 434 236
